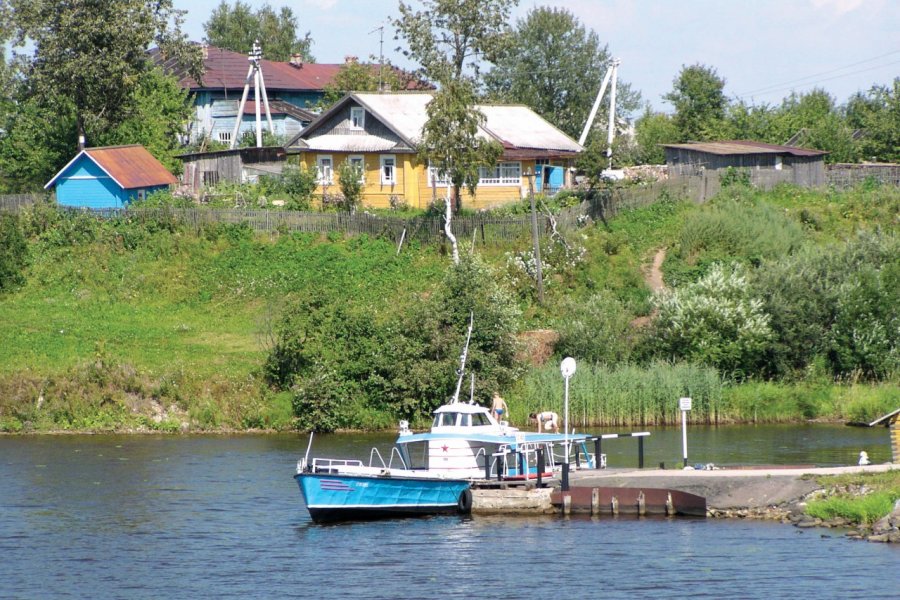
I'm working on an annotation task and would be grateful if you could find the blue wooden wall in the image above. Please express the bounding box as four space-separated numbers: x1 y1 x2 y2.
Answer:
53 156 165 209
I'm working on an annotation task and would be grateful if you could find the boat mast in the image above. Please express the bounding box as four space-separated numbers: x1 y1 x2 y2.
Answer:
450 312 474 405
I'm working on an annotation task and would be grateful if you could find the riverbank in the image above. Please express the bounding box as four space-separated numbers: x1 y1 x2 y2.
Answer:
568 464 900 542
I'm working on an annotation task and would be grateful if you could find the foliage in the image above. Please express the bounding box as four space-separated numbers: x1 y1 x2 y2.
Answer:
806 471 900 526
650 263 774 377
483 6 641 140
92 68 193 175
203 1 314 62
0 94 75 192
554 291 634 364
846 78 900 163
7 0 201 143
510 361 723 427
417 79 503 211
393 0 518 82
337 161 364 213
280 164 318 210
0 214 28 292
633 108 680 164
752 231 899 378
664 63 728 141
321 58 413 106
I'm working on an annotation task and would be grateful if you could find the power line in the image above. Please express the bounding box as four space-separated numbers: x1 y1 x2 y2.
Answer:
739 58 900 101
736 49 900 98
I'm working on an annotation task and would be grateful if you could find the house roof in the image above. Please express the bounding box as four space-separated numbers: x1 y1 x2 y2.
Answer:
152 45 344 92
662 140 828 157
45 145 177 190
242 99 316 121
287 92 583 158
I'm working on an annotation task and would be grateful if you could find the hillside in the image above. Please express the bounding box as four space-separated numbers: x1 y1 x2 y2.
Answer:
0 183 897 433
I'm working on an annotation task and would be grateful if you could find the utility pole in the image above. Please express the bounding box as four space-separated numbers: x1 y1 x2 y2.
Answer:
230 40 274 149
369 24 385 92
526 170 545 304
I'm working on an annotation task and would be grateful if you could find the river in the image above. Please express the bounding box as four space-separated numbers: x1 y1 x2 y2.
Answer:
1 425 897 599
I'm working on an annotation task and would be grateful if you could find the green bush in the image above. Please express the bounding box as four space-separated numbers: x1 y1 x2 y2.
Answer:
650 263 774 377
281 164 318 210
806 492 899 525
337 162 363 212
0 213 28 292
554 291 634 364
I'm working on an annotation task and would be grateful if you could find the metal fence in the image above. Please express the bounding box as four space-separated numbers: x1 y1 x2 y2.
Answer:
825 165 900 189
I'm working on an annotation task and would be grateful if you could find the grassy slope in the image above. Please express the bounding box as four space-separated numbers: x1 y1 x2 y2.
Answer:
0 183 896 431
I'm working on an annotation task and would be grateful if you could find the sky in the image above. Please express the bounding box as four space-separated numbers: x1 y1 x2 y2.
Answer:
174 0 900 113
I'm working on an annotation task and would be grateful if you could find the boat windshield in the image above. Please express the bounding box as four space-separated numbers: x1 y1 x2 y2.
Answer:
432 411 491 428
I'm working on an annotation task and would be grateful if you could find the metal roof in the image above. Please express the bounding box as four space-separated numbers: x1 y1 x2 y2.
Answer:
289 92 583 156
663 140 828 157
45 145 177 190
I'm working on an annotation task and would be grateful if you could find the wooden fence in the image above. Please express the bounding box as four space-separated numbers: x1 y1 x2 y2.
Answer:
0 183 686 244
825 164 900 189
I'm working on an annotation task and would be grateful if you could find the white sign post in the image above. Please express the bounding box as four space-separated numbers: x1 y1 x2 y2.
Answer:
560 357 576 491
680 397 692 468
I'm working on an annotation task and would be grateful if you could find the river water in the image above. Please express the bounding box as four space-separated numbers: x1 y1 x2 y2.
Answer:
1 426 897 599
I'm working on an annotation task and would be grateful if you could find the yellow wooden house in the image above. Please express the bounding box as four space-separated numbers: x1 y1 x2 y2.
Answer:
285 92 583 210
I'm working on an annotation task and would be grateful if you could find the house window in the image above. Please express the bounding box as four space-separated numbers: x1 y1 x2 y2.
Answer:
427 164 450 187
137 189 146 202
218 131 232 144
478 161 521 185
348 155 366 183
775 156 783 171
316 155 333 184
203 171 219 186
380 155 396 185
350 107 365 129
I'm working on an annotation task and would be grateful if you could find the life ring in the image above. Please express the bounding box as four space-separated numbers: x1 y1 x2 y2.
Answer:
457 488 473 513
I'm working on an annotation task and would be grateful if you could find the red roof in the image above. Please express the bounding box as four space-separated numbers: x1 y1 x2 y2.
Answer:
166 46 343 92
84 145 177 189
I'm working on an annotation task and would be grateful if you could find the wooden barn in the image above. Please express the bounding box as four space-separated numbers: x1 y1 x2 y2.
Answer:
663 140 828 188
178 146 287 198
45 145 177 209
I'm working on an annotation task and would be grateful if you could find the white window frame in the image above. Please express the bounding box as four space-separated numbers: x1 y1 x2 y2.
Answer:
380 155 396 185
350 107 365 129
217 131 232 143
348 155 366 183
427 164 450 187
316 155 333 184
478 161 521 186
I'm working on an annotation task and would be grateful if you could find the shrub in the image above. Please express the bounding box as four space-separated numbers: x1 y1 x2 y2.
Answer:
650 263 774 377
554 291 634 364
337 161 364 212
281 164 318 210
0 213 28 292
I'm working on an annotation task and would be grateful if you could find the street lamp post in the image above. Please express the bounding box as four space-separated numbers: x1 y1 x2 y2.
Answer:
560 357 576 491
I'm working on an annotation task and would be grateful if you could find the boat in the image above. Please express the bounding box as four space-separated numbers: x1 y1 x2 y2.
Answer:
294 315 597 523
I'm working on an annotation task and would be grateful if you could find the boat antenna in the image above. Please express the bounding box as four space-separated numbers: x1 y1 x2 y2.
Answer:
450 312 474 405
469 373 475 404
303 431 315 470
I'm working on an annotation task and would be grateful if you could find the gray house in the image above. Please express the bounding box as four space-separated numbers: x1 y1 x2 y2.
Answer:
663 140 828 188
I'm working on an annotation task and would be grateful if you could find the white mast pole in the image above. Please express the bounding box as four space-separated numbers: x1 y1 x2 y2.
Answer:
606 59 620 167
578 66 614 147
230 64 254 149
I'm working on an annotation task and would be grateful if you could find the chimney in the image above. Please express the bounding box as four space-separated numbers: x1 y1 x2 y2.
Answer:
344 55 359 64
290 53 303 68
202 44 209 60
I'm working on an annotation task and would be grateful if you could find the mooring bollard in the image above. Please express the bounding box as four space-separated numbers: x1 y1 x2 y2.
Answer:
562 494 571 516
666 492 675 516
591 488 600 515
637 491 646 516
611 496 619 515
537 448 544 487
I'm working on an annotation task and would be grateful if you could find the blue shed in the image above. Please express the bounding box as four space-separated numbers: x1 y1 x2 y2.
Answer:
45 145 178 208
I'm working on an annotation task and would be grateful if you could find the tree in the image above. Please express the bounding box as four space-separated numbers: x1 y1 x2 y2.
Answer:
337 161 363 213
664 64 728 141
0 213 28 293
846 79 900 163
634 108 679 164
203 1 314 62
320 58 413 106
772 89 859 162
93 68 193 175
418 80 502 258
484 6 641 140
393 0 518 82
394 0 513 227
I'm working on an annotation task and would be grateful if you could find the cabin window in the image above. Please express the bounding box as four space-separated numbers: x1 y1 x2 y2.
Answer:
380 155 396 185
218 131 232 144
462 414 471 427
348 155 366 183
203 171 219 186
478 161 521 185
316 155 333 184
350 107 365 129
137 189 146 202
472 413 489 426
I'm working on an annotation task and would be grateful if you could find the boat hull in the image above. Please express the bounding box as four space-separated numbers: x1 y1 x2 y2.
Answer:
296 472 471 523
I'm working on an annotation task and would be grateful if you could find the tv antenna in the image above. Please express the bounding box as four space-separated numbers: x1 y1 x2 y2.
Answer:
230 39 275 149
369 23 385 92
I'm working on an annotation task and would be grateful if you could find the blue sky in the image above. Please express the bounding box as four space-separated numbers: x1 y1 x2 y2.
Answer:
174 0 900 113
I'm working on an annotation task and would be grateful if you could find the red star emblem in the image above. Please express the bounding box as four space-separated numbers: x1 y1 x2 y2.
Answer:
441 445 449 452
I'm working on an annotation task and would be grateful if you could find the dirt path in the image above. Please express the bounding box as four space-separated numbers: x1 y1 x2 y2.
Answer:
644 248 667 293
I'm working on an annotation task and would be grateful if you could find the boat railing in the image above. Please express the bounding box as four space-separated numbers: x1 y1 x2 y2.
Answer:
367 446 407 470
311 457 365 473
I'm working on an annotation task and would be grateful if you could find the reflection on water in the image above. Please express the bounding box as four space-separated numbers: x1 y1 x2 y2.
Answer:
0 428 897 599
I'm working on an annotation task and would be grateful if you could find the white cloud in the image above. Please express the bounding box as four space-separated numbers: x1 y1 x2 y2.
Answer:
809 0 869 15
300 0 339 10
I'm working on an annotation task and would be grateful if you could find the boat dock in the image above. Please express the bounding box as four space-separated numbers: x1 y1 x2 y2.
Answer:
470 463 899 518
